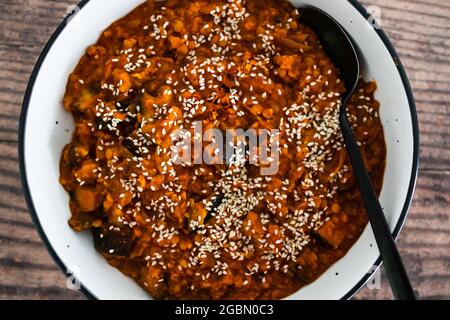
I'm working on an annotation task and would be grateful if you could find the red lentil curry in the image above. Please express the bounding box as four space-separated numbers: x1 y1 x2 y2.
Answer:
60 0 386 299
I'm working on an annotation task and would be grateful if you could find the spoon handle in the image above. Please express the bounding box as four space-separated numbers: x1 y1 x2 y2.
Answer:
339 111 416 300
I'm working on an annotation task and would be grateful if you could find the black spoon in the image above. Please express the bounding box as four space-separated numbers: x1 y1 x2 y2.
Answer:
300 7 415 300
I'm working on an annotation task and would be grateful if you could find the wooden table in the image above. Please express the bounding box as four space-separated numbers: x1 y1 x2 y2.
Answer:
0 0 448 300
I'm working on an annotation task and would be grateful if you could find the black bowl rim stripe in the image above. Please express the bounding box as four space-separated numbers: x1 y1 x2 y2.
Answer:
18 0 420 301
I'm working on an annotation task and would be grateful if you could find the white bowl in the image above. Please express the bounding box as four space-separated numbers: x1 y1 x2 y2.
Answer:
19 0 419 300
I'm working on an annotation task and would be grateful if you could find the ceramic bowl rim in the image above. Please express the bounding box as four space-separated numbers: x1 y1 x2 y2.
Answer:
18 0 420 300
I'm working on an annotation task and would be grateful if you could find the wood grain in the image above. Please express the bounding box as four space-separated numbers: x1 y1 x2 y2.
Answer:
0 0 449 300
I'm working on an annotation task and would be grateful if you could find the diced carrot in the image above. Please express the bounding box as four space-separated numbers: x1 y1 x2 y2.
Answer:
74 186 100 212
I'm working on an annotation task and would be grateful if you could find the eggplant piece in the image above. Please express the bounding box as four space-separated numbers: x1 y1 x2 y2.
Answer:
68 210 101 232
122 137 141 156
207 195 223 216
290 266 310 284
93 225 135 257
186 195 222 232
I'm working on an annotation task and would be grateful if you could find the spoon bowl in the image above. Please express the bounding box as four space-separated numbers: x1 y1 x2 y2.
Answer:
301 7 360 105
